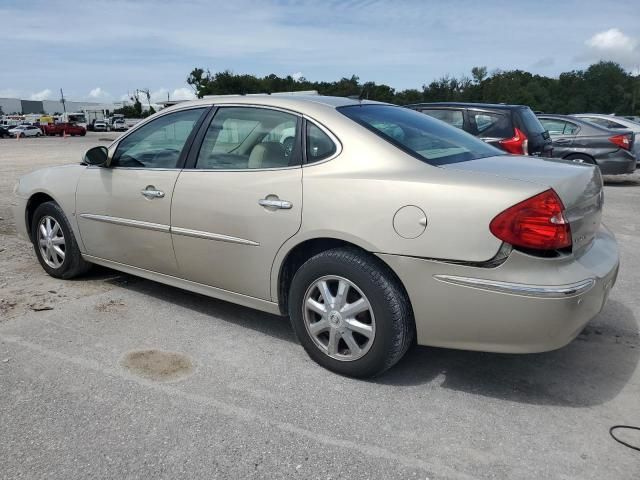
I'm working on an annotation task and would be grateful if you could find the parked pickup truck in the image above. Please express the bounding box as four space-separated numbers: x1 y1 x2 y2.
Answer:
41 123 86 137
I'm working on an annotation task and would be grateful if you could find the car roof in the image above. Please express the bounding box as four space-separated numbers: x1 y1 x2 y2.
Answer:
164 94 384 115
538 114 632 133
572 113 640 127
407 102 528 111
537 114 581 120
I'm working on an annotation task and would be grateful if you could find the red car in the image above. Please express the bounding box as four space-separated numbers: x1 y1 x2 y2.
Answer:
41 122 86 136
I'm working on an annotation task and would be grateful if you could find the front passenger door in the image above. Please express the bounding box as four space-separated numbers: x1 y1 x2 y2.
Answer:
76 107 207 275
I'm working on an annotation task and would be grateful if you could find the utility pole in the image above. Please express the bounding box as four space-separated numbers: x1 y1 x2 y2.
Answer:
60 88 66 113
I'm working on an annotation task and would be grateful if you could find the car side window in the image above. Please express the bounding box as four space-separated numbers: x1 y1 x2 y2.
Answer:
112 108 206 168
420 109 464 129
306 122 337 163
470 111 512 138
196 107 301 169
563 122 579 135
539 119 566 136
586 117 624 129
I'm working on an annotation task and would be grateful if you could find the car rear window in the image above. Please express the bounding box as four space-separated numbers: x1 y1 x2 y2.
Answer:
469 110 513 138
339 104 503 165
518 107 546 135
419 109 464 129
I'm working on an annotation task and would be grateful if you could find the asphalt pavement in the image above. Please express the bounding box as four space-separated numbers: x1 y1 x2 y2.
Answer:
1 135 639 479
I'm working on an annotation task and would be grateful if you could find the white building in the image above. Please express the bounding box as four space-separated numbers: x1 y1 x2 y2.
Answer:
0 97 122 115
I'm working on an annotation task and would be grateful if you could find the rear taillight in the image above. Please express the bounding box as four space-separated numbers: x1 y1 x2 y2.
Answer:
609 134 631 150
490 189 572 251
499 128 528 155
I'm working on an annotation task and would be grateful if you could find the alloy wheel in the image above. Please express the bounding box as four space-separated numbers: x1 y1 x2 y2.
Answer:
37 215 66 268
302 275 376 361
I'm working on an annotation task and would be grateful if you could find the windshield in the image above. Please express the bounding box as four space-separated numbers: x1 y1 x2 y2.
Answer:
338 104 503 165
68 114 86 123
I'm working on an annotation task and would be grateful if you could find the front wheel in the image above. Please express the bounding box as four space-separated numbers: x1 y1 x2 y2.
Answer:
31 202 91 279
288 247 415 378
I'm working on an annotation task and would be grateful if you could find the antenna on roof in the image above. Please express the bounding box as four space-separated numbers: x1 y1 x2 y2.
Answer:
348 87 368 102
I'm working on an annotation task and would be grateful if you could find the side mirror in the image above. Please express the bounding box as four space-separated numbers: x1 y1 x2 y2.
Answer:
83 146 109 166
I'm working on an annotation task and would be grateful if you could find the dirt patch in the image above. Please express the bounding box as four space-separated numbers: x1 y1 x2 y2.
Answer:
121 349 193 382
95 299 126 313
0 298 17 316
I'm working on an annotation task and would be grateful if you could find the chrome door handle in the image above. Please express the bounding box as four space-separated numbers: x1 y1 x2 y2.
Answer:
141 188 165 199
259 198 292 209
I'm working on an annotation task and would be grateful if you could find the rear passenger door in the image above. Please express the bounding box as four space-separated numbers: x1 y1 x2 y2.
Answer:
538 118 579 157
170 106 303 301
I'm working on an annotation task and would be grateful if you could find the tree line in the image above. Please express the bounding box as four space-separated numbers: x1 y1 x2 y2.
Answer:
187 61 640 115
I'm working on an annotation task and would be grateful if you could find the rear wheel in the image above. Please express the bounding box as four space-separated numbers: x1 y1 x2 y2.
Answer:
288 247 414 378
31 202 91 279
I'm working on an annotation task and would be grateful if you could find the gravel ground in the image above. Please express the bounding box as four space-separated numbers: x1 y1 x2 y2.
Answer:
0 133 639 479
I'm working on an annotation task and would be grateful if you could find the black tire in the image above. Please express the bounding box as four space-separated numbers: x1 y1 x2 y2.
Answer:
288 247 415 378
31 201 91 279
565 153 595 165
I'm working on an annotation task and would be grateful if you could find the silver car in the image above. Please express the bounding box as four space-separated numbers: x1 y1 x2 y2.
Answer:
13 95 619 377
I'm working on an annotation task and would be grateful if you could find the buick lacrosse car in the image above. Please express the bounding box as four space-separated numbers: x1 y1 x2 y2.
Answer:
14 95 619 377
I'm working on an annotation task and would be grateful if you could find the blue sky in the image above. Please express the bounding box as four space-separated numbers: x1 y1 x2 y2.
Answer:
1 0 638 103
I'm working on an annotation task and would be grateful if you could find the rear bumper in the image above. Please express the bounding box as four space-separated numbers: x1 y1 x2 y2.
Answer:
378 225 619 353
596 150 636 175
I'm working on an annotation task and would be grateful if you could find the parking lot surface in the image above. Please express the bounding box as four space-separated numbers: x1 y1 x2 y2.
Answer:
1 134 639 479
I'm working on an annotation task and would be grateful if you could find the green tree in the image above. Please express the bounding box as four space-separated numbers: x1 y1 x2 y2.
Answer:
184 63 639 115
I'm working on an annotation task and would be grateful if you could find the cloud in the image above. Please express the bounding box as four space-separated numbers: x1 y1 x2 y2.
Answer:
144 87 196 103
89 87 108 98
291 72 304 81
170 87 196 101
29 89 52 101
0 88 21 98
531 57 555 69
1 1 640 95
584 28 639 68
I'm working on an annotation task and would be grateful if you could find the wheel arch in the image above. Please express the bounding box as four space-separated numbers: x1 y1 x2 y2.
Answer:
25 191 58 241
272 234 412 318
563 152 595 163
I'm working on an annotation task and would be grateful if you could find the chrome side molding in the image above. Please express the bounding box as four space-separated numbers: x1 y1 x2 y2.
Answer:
80 214 259 246
79 213 170 233
171 227 260 246
433 275 596 298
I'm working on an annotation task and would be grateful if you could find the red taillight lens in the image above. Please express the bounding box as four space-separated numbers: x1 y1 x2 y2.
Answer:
490 189 572 250
609 134 630 150
499 128 528 155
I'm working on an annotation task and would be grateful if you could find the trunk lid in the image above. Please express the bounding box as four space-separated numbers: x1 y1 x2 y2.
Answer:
444 155 603 253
